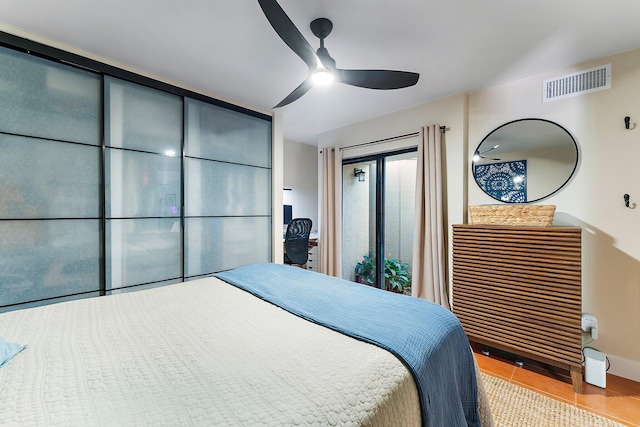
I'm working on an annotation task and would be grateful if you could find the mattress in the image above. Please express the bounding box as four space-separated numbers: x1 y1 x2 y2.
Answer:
0 271 493 426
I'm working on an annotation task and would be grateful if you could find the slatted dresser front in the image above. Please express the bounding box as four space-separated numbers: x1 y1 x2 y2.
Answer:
451 224 583 392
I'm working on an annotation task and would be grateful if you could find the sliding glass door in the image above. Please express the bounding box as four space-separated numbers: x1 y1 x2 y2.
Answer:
342 149 417 294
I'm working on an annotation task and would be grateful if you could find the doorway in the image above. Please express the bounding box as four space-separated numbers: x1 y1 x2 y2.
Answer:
342 149 417 293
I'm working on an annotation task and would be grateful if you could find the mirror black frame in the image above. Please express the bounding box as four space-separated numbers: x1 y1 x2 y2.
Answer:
472 118 579 203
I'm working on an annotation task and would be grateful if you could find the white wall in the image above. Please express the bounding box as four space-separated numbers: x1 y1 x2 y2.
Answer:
283 139 318 232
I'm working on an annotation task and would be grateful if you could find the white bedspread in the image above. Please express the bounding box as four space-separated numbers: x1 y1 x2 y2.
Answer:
0 277 422 426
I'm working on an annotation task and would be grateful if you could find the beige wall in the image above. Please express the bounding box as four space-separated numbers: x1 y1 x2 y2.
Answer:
317 48 640 382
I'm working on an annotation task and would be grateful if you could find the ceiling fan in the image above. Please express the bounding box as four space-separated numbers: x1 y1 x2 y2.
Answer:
258 0 420 108
473 144 501 162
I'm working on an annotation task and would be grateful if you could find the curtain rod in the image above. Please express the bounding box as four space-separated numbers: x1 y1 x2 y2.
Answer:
319 126 447 153
340 131 418 151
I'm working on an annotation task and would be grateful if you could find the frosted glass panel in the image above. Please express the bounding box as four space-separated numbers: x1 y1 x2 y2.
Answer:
0 220 100 307
0 46 100 145
107 278 181 295
185 217 271 276
107 218 182 289
0 134 100 219
185 98 271 167
185 158 271 216
105 77 182 154
106 149 181 218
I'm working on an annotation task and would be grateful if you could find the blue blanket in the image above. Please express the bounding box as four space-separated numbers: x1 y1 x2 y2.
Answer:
215 263 479 427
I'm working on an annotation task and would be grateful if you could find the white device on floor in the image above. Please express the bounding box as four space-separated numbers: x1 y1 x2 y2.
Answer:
584 347 606 388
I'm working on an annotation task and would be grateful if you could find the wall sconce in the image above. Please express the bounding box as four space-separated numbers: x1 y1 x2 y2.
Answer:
354 168 366 182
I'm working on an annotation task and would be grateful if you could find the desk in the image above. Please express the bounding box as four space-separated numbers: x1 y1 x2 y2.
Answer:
306 237 318 270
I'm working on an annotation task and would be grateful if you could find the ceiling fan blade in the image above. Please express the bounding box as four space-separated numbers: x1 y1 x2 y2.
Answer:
274 79 313 108
336 69 419 89
258 0 318 69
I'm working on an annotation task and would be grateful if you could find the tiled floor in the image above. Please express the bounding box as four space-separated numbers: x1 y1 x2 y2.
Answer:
474 348 640 426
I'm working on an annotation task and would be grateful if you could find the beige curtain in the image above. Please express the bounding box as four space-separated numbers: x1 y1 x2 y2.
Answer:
320 147 343 277
411 125 450 309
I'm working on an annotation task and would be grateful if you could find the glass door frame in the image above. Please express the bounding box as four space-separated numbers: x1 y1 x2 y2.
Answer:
342 147 417 289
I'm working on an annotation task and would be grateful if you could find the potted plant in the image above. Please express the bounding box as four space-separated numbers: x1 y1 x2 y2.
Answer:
355 252 412 295
354 252 375 285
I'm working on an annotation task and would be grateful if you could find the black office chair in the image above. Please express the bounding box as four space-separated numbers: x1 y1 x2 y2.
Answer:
284 218 312 267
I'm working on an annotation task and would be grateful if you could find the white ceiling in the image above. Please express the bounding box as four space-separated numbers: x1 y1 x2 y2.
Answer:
2 0 640 145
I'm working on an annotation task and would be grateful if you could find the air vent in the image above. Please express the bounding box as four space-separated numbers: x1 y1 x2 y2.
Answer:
543 63 611 102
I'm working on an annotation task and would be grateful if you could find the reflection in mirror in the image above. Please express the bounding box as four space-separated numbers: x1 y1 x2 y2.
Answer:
472 119 578 203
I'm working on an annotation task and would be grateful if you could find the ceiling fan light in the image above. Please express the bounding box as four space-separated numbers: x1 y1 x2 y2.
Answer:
311 69 334 86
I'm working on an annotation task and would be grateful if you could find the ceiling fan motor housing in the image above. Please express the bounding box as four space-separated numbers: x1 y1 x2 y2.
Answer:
310 18 333 39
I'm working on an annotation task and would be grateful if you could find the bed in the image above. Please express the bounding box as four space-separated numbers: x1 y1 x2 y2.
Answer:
0 263 493 426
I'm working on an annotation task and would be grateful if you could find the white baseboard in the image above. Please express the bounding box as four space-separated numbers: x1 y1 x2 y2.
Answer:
606 354 640 383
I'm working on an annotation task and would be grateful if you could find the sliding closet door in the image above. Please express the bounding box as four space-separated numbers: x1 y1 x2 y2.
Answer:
1 40 274 309
184 98 272 277
0 46 102 310
104 77 183 291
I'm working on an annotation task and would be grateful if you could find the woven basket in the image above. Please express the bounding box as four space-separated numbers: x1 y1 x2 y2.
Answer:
468 205 556 227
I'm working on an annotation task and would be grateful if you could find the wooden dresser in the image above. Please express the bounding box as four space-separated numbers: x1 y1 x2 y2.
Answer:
451 224 583 392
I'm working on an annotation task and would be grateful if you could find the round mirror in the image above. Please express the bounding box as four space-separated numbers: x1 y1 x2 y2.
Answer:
472 118 578 203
